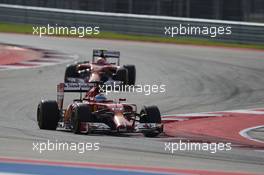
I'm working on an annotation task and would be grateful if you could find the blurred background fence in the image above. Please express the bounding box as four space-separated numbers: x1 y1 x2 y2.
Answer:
0 1 263 45
0 3 263 44
0 0 263 22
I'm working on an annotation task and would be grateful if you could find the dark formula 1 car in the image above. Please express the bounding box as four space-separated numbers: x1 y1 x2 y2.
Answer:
64 50 136 86
37 83 163 137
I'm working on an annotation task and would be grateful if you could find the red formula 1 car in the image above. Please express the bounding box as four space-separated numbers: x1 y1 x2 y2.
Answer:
64 50 136 86
37 82 163 137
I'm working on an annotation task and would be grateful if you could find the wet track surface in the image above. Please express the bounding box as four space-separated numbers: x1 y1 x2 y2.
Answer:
0 33 264 174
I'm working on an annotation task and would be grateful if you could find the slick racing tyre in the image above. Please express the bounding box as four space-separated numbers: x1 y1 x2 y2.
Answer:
124 65 136 85
140 105 162 137
37 100 60 130
64 64 79 82
72 104 93 134
114 67 128 85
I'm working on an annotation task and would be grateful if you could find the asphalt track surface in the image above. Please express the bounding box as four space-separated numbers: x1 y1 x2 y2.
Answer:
0 33 264 174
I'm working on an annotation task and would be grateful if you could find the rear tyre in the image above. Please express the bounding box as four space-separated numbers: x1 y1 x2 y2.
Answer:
72 104 93 134
124 65 136 85
64 64 79 82
37 100 60 130
140 105 162 137
114 67 128 85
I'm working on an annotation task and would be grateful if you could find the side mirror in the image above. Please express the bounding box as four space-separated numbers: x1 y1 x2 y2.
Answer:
119 98 126 102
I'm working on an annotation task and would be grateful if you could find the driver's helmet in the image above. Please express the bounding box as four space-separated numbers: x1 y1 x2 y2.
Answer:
96 57 107 64
95 94 107 102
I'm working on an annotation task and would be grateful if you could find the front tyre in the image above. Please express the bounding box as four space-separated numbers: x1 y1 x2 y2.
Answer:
140 105 162 137
124 65 136 85
72 104 93 134
37 100 60 130
114 67 128 85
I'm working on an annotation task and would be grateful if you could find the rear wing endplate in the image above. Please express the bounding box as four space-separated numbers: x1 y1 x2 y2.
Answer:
57 83 95 110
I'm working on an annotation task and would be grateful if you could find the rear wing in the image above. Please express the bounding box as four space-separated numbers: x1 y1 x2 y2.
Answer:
92 49 120 65
57 83 95 110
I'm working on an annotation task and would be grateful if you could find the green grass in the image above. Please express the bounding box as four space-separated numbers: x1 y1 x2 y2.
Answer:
0 22 263 50
96 32 264 50
0 23 33 34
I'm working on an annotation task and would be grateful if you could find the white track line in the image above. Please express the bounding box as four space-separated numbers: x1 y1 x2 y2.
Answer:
0 173 31 175
222 110 264 115
0 54 78 71
162 107 264 118
162 113 223 117
239 125 264 144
